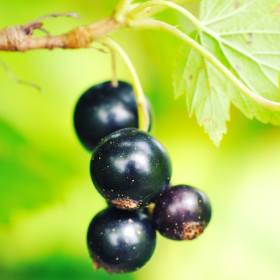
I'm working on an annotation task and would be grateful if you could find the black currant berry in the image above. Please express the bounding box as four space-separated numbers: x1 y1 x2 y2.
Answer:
87 207 156 274
153 185 211 240
73 81 152 151
90 128 172 210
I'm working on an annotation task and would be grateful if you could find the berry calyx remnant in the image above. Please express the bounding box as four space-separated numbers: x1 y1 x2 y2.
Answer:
153 185 211 240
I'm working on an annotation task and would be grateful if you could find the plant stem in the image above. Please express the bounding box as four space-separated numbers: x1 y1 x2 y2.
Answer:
114 0 134 22
147 0 201 18
128 18 280 112
0 17 125 52
97 36 150 131
104 44 118 87
111 50 119 87
129 1 202 29
0 1 198 52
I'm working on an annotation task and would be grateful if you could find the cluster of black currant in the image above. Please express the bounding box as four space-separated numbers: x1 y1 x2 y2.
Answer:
73 81 212 274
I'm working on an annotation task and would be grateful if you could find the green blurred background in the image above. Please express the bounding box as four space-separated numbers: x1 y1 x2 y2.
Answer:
1 1 280 279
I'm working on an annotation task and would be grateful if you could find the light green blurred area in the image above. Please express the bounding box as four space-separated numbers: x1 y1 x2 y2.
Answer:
0 1 280 280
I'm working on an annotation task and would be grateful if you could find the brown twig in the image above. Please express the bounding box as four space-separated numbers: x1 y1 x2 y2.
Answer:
0 14 125 52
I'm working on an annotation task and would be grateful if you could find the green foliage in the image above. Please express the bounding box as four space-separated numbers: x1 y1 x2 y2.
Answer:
0 118 73 223
0 255 134 280
174 0 280 146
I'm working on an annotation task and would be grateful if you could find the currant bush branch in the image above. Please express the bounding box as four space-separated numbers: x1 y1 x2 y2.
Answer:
0 0 197 53
97 37 150 131
1 0 280 119
0 1 194 51
0 15 125 51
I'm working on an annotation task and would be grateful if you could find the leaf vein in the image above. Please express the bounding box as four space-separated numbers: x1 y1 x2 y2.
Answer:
218 36 280 71
217 41 252 116
204 0 257 26
201 0 220 23
219 31 280 36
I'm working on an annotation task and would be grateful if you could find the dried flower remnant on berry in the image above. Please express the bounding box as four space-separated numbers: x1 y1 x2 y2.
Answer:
153 185 211 241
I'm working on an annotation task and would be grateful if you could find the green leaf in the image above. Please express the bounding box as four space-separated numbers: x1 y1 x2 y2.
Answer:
0 118 75 224
0 254 134 280
174 0 280 146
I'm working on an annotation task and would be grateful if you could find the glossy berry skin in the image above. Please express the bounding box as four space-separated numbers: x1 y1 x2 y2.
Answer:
73 81 152 151
87 207 156 274
90 128 172 210
153 185 211 241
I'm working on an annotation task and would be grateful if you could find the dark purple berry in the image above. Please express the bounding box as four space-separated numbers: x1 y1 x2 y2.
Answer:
153 185 211 240
90 128 172 210
73 81 152 151
87 207 156 274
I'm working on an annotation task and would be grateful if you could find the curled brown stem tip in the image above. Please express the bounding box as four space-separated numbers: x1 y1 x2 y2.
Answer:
0 59 42 93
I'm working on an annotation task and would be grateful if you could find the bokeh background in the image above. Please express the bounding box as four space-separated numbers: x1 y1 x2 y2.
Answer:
1 1 280 280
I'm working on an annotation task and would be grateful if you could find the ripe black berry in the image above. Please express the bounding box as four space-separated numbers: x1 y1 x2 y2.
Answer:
90 128 172 210
153 185 211 240
87 207 156 274
73 81 152 151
